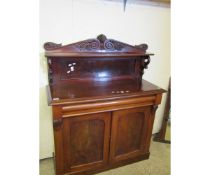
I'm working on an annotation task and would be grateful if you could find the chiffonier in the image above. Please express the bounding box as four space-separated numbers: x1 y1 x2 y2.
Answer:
44 34 165 175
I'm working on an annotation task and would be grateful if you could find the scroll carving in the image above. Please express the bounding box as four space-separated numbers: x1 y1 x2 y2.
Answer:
135 44 148 52
44 42 62 51
43 34 149 53
139 56 151 80
104 40 124 51
76 39 100 51
104 40 115 50
75 35 125 51
143 57 151 69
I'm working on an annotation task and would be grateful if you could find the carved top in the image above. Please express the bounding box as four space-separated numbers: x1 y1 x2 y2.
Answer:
44 34 153 57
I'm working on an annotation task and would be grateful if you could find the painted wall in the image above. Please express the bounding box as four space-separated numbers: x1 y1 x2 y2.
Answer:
40 0 170 159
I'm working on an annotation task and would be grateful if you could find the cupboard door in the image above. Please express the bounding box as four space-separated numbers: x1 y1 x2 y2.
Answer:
109 107 151 164
63 112 111 174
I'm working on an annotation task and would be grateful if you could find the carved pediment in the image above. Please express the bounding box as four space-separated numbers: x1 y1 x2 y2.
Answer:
44 34 152 57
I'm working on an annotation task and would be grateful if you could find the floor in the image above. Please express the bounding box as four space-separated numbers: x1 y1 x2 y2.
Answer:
40 140 170 175
165 124 171 141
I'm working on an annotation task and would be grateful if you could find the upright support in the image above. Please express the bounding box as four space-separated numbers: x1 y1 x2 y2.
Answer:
153 78 171 144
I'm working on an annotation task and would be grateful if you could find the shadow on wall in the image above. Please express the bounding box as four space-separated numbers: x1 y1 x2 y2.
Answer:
39 53 54 159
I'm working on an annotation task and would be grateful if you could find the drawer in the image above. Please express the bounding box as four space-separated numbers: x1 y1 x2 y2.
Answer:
61 96 156 118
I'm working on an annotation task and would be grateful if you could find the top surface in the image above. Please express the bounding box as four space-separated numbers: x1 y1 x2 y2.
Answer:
47 79 166 106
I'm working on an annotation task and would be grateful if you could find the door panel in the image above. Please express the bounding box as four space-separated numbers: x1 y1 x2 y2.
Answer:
63 112 111 174
110 107 151 164
115 112 144 156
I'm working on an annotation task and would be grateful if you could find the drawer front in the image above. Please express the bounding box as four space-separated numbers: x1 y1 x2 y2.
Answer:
61 96 155 118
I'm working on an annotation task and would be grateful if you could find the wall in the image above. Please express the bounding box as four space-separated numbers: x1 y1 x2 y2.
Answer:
40 0 170 159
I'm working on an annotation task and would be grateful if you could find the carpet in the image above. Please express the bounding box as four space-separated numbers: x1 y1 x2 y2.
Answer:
40 140 170 175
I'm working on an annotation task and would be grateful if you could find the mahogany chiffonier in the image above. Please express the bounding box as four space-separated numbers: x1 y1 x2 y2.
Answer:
44 34 166 175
